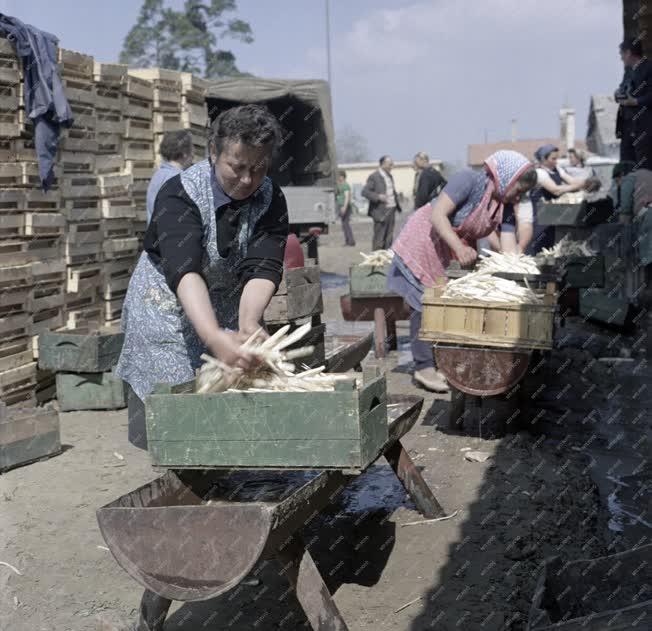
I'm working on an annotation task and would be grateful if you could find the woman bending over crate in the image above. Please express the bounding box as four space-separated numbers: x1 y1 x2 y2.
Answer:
388 150 537 392
116 105 289 449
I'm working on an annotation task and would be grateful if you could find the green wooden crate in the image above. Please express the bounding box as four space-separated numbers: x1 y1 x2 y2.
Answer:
265 266 323 323
145 372 388 470
56 370 127 411
0 402 61 471
579 289 630 327
349 263 392 297
564 256 604 288
538 199 614 227
38 328 124 373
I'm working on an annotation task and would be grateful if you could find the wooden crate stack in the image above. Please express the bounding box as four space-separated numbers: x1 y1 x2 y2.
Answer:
180 72 209 163
57 49 104 331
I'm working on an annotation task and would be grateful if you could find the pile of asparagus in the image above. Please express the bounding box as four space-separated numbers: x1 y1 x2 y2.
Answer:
540 235 595 258
476 249 540 275
442 271 541 304
359 250 394 266
550 191 585 204
196 323 352 394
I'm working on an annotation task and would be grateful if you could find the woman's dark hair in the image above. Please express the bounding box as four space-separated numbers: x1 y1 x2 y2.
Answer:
517 167 538 189
210 104 282 156
159 130 193 162
338 169 347 179
620 38 643 57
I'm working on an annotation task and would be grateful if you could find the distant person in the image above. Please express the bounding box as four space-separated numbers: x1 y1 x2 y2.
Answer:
566 148 595 179
615 38 652 168
336 169 355 246
146 130 194 223
362 155 402 250
413 151 447 209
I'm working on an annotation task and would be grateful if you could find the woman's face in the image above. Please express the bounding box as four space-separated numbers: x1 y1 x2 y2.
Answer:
543 151 559 169
213 140 272 200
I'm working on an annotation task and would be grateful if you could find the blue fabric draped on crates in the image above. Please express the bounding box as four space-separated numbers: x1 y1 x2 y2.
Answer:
0 13 73 190
636 205 652 267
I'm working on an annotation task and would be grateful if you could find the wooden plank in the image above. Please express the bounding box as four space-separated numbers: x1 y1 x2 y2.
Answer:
66 263 104 293
62 197 101 222
24 189 60 212
0 161 40 187
58 150 96 174
66 220 103 244
61 77 95 105
0 263 32 289
60 129 98 153
0 362 37 395
124 160 155 180
94 154 124 175
69 103 96 131
0 314 31 341
0 238 62 267
64 241 102 266
56 371 127 411
124 117 153 140
29 283 65 313
96 132 121 155
103 257 137 281
101 275 130 300
64 306 102 329
57 48 93 79
23 212 65 237
180 72 209 95
38 330 123 373
128 68 181 87
153 112 184 134
123 96 153 120
93 62 127 85
0 213 23 239
102 237 139 259
0 339 31 373
32 259 66 285
61 174 100 198
265 284 323 322
124 140 154 162
98 172 132 197
103 298 124 322
96 109 123 134
0 188 24 212
0 51 20 86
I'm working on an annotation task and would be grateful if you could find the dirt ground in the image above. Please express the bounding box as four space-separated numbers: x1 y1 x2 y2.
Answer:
1 217 650 630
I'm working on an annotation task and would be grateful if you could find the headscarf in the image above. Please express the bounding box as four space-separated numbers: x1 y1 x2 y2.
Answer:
534 144 558 163
452 150 532 229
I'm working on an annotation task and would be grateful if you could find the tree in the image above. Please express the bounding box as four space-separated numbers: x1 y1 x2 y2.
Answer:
120 0 253 78
336 125 370 163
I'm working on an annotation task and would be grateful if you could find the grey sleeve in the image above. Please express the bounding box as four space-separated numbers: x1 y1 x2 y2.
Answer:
441 171 476 207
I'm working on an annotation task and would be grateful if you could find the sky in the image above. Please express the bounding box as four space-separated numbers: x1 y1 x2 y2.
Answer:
0 0 624 163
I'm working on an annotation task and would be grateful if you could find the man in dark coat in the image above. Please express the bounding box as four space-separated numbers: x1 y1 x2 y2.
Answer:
413 151 447 209
616 38 652 169
362 155 402 250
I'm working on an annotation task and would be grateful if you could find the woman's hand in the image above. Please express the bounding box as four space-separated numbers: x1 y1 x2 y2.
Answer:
454 244 478 267
206 329 255 370
238 321 269 345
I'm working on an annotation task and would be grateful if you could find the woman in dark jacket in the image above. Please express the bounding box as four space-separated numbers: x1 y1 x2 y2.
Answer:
116 105 289 449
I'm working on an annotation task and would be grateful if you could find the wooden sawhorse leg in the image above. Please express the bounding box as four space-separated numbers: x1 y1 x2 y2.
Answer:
373 309 398 359
385 439 446 518
277 535 349 631
135 589 172 631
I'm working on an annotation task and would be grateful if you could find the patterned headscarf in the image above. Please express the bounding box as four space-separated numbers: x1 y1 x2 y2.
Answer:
484 150 533 199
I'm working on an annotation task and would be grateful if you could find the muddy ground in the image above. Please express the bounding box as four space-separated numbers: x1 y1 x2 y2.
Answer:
1 217 650 630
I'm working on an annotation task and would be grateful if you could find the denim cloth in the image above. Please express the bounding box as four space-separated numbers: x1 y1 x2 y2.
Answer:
636 206 652 266
0 14 73 190
146 162 182 223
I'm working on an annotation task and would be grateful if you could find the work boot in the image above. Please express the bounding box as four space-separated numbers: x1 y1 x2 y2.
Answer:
413 367 449 392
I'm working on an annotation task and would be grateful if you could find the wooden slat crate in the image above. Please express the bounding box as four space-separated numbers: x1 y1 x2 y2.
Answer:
0 238 62 267
67 263 104 294
0 262 32 289
0 188 24 212
64 241 102 266
349 263 392 297
103 298 124 323
124 159 155 180
146 370 388 469
0 83 19 112
96 110 123 134
122 74 154 100
58 48 93 80
65 284 99 310
0 213 23 239
95 154 124 175
101 218 133 240
100 274 130 301
0 161 40 187
8 137 35 162
153 113 183 134
30 307 64 337
69 103 96 130
264 266 323 323
65 305 103 330
537 199 614 227
123 96 153 120
420 285 557 350
129 67 181 86
23 212 65 237
35 368 56 404
0 285 30 317
93 62 127 86
123 139 154 161
102 237 139 260
32 259 66 286
66 220 102 244
98 172 132 197
579 289 630 327
63 197 101 223
181 101 208 127
24 189 60 212
96 132 121 155
58 151 95 174
103 258 137 282
0 402 61 471
124 117 153 140
56 370 126 411
100 196 136 219
38 328 123 373
96 88 123 113
0 39 20 86
180 72 209 99
0 338 31 373
60 129 98 154
61 77 95 106
0 313 31 342
61 174 100 199
0 361 37 401
29 284 65 313
153 89 182 112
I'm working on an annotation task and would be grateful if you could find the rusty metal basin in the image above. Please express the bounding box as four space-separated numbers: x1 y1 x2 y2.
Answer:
435 345 531 396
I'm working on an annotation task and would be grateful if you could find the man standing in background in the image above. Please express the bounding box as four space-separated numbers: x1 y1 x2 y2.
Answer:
413 151 447 210
146 130 194 223
362 155 402 250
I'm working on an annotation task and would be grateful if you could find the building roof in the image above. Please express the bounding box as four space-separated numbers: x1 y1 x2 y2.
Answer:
339 159 443 170
467 138 588 167
586 94 620 158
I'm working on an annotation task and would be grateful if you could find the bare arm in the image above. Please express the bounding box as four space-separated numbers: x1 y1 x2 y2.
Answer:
486 230 501 251
239 278 277 337
430 192 476 264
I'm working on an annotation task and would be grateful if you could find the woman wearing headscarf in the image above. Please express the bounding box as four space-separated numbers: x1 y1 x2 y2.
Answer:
116 104 289 450
388 150 537 392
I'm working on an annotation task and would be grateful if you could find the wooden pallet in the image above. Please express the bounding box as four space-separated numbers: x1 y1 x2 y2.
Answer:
123 96 153 120
0 161 40 187
0 338 31 373
101 218 133 240
101 274 130 301
60 129 98 153
103 257 137 281
0 238 62 267
152 112 183 134
0 362 37 401
58 48 93 80
0 313 31 342
69 103 96 131
180 72 209 98
122 75 153 100
65 305 103 329
97 172 132 197
94 154 124 175
0 39 20 85
0 213 22 239
129 68 181 87
96 132 122 155
8 137 36 162
93 62 127 86
63 197 101 222
95 88 123 113
66 220 103 244
61 174 100 199
265 266 324 323
181 101 208 127
29 283 65 313
102 237 139 260
32 259 66 286
58 150 96 174
22 212 66 237
30 307 64 337
123 140 154 162
0 263 32 289
64 241 102 266
102 298 125 323
122 159 154 180
96 109 123 134
24 189 60 212
67 263 104 293
100 196 135 219
0 285 30 317
124 117 153 140
0 83 19 112
131 178 149 197
61 77 95 105
65 284 99 309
